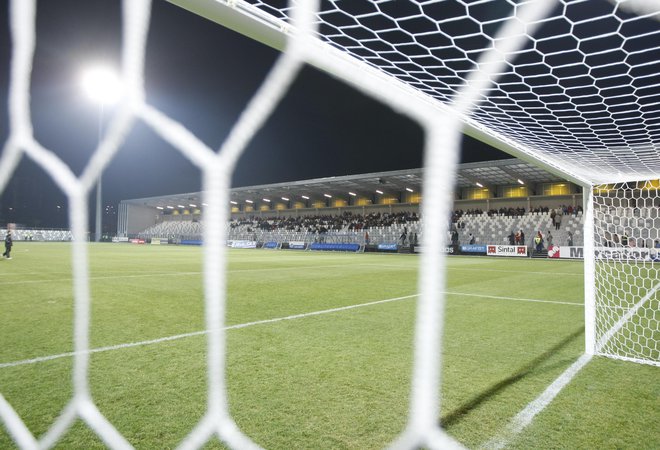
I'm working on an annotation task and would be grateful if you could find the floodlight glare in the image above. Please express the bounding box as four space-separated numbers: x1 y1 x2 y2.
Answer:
324 194 332 198
476 182 484 188
156 206 164 210
263 198 271 203
376 190 383 195
230 201 237 205
189 203 197 207
301 195 309 200
517 179 525 185
245 200 253 204
348 192 357 196
80 65 122 104
406 187 414 192
281 197 289 201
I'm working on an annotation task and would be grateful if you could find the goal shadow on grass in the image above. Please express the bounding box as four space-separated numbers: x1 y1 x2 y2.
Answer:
440 327 584 428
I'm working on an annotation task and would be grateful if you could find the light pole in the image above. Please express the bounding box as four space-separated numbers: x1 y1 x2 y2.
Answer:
81 65 121 242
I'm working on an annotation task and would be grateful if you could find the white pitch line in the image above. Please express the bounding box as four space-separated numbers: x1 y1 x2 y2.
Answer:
445 291 582 306
0 290 581 370
481 353 593 450
0 294 419 369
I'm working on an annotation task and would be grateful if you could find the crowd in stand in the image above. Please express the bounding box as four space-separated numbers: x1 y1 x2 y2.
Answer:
230 211 420 234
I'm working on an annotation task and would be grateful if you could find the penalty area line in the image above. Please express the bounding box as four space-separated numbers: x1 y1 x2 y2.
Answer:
0 294 419 369
0 290 579 370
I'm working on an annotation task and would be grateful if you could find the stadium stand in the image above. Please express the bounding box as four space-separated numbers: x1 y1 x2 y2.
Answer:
0 228 73 241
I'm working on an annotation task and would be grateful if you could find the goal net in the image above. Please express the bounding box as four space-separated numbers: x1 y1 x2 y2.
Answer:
1 0 660 449
589 181 660 365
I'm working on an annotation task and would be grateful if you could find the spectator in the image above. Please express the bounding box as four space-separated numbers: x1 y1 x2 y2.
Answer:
567 231 574 247
469 234 475 245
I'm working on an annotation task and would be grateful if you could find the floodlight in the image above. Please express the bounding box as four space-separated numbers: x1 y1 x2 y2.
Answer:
348 192 357 196
375 190 383 194
230 201 237 205
263 198 271 202
517 179 525 185
406 187 414 192
80 65 122 105
476 182 483 188
301 195 309 200
245 200 253 204
281 197 289 201
324 194 332 198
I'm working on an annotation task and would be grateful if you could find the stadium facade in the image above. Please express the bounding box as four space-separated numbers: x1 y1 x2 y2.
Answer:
117 158 581 237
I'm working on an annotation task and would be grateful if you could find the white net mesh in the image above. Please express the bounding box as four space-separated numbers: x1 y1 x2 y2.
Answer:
592 181 660 366
206 0 660 185
2 0 660 448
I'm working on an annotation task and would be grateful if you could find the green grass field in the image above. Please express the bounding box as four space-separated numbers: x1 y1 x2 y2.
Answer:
0 243 658 449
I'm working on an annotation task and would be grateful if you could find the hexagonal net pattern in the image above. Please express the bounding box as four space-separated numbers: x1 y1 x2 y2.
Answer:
239 0 660 185
592 181 660 366
1 0 659 449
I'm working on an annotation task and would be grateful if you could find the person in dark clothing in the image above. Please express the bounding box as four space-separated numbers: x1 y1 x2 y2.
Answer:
3 232 13 259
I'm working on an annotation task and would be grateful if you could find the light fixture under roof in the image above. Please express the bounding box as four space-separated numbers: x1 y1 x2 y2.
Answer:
405 187 414 192
348 192 356 196
301 195 309 200
166 206 174 209
476 182 483 188
263 198 271 203
189 203 197 208
156 206 164 210
324 194 332 198
517 179 525 185
230 201 237 205
245 200 253 204
177 205 185 208
376 190 383 195
281 197 289 201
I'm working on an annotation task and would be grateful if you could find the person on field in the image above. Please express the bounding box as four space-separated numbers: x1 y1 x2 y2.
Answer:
3 232 13 259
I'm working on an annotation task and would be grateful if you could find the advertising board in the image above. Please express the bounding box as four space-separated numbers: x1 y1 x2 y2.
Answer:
486 245 528 257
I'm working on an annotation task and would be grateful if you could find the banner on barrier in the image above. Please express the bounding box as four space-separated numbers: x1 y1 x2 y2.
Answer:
263 241 278 249
595 247 659 262
229 240 257 249
378 243 398 251
129 238 145 244
112 236 129 243
289 241 306 250
310 243 360 252
460 244 487 254
487 245 527 257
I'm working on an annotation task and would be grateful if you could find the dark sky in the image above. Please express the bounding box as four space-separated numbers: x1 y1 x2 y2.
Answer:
0 0 507 229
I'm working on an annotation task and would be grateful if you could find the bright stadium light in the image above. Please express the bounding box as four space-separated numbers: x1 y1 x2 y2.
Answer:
166 206 174 209
348 192 357 196
80 64 122 242
406 187 414 192
263 198 271 203
323 194 332 198
230 201 237 205
177 204 185 208
476 182 484 188
156 206 164 210
281 197 289 201
245 200 253 204
301 195 309 200
375 190 383 195
189 203 197 207
517 179 525 185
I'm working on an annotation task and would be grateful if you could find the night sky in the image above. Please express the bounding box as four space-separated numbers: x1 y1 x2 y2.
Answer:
0 0 507 230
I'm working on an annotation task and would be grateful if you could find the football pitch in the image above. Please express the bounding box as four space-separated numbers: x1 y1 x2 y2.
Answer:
1 243 657 449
